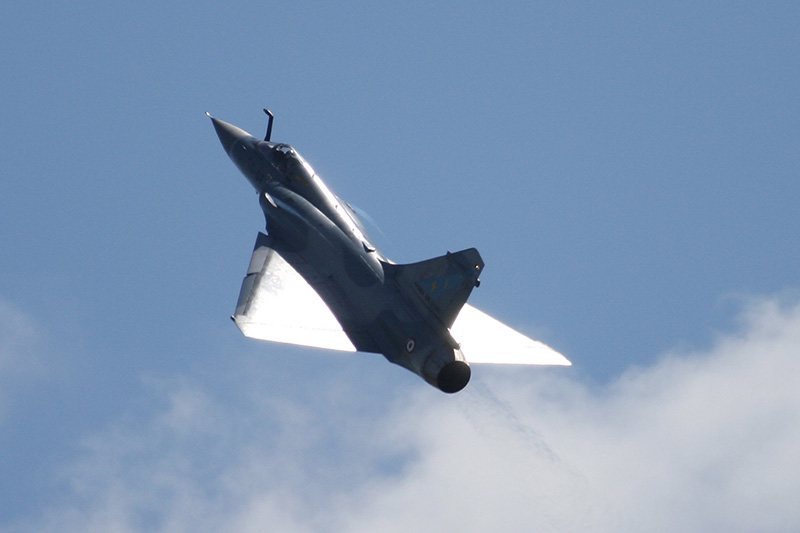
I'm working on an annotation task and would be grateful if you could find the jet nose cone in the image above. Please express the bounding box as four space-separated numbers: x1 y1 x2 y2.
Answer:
207 113 252 154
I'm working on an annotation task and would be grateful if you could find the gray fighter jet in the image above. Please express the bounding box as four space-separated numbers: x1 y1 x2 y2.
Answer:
209 110 570 393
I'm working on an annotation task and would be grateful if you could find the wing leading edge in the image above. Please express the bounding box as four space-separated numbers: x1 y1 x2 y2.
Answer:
232 233 356 352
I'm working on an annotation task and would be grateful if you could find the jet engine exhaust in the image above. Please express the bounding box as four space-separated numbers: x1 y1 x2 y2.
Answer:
437 360 471 393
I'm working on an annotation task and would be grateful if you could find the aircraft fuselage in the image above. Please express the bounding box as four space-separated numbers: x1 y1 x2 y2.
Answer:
210 116 479 392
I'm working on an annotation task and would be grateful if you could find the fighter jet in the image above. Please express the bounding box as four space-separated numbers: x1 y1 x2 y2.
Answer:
209 110 570 393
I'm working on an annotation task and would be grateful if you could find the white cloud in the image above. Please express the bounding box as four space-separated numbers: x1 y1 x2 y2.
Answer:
8 295 800 532
0 300 47 420
0 300 39 374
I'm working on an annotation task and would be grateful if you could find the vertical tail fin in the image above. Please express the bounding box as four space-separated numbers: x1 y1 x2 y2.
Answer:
384 248 484 328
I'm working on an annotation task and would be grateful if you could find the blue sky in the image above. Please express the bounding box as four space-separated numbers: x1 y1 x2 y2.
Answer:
2 2 800 530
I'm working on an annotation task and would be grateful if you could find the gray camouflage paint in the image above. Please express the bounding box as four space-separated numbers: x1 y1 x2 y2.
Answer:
210 115 482 392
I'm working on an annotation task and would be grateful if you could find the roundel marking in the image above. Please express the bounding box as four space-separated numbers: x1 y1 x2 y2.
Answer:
405 338 417 353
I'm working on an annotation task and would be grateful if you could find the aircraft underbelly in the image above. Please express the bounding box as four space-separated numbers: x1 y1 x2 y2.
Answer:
262 199 456 369
260 195 389 353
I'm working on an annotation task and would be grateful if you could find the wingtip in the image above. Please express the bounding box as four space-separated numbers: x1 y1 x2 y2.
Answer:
205 111 212 118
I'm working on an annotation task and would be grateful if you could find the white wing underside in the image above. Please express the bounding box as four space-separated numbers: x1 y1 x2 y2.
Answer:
451 304 571 366
233 236 357 352
233 234 570 365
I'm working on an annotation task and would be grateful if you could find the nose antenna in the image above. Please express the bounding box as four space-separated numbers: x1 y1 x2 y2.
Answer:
263 109 274 141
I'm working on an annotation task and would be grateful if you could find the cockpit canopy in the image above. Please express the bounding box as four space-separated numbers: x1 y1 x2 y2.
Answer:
255 141 315 182
256 142 294 156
